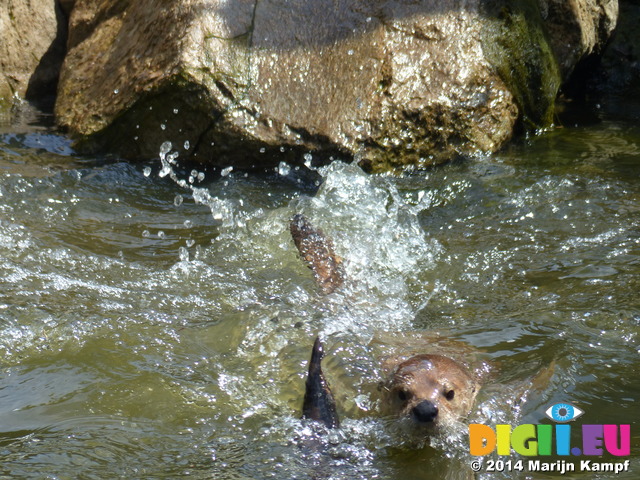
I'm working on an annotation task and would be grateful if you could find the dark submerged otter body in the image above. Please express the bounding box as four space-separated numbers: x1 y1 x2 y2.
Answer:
302 337 340 429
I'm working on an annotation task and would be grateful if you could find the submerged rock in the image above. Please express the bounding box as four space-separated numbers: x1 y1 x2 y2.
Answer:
55 0 617 171
0 0 68 119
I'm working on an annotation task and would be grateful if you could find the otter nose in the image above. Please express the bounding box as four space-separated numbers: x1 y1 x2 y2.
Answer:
411 400 439 423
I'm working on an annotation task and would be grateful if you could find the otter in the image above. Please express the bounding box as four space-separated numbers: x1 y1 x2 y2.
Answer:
292 214 482 430
302 337 340 429
301 339 480 430
289 214 344 295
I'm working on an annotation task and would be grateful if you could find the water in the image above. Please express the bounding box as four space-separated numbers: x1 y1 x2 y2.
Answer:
0 115 639 479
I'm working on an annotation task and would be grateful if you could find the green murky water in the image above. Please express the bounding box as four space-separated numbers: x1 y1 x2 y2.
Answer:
0 111 639 479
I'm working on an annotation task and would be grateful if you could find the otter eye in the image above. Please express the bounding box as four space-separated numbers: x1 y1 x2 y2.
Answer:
445 389 455 401
397 390 410 402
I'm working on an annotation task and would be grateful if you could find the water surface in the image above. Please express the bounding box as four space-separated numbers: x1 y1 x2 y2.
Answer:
0 115 639 478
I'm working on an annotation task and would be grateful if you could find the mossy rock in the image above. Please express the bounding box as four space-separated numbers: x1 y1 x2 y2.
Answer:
481 0 562 131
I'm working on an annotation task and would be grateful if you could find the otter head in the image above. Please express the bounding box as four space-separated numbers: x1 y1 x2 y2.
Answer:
382 354 479 429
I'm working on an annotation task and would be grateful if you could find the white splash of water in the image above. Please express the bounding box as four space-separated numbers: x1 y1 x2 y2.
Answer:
154 141 240 228
291 161 442 335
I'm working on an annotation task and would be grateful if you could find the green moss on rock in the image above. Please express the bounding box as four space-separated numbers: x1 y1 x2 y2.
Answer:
481 0 562 131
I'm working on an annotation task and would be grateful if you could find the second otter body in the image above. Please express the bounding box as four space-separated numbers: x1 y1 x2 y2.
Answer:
290 214 344 295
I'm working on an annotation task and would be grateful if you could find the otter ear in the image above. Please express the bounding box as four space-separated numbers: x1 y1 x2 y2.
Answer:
381 354 407 374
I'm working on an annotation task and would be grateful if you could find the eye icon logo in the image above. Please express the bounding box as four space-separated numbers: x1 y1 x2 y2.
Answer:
545 402 584 423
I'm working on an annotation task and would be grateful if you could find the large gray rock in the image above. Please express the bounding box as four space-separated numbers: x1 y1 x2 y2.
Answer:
0 0 67 118
55 0 617 172
541 0 618 79
594 0 640 101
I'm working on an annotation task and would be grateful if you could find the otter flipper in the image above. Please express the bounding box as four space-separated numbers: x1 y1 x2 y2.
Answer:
290 214 344 295
302 337 340 429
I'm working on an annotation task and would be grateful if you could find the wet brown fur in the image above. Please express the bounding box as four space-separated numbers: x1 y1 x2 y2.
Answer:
290 214 344 295
381 354 480 429
302 337 340 429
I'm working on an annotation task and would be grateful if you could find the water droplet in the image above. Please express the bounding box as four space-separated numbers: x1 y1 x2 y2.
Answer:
179 246 189 262
173 108 179 114
161 124 166 130
113 89 119 94
277 162 291 176
167 152 179 165
259 147 266 153
160 141 172 156
143 166 152 177
184 140 190 150
158 231 166 239
142 230 151 238
221 166 233 177
184 220 193 228
174 195 183 206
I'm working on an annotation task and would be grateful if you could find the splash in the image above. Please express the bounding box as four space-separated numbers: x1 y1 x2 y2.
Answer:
290 161 442 335
153 146 445 423
156 141 240 228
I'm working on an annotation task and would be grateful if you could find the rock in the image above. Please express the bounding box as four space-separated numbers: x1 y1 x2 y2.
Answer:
544 0 635 123
55 0 617 172
0 0 67 117
482 0 617 129
591 0 640 102
540 0 618 79
58 0 77 18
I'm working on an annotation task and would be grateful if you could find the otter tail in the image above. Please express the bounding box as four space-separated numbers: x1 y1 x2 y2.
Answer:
290 214 344 294
302 337 340 429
